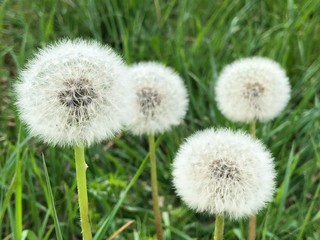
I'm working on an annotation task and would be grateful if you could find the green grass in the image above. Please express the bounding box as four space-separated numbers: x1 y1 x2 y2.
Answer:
1 0 320 239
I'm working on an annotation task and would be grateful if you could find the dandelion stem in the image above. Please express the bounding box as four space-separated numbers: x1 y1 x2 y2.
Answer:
213 215 224 240
148 134 164 240
248 120 256 240
74 145 92 240
248 214 256 240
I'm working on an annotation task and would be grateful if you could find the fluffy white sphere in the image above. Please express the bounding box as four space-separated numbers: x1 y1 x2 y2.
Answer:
126 62 188 135
215 57 291 123
172 128 275 219
16 39 133 147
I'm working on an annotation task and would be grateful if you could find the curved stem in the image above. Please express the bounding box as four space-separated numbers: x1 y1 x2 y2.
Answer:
148 134 164 240
74 145 92 240
213 215 224 240
248 120 256 240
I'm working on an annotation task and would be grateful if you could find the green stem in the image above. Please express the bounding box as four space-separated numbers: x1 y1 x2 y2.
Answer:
248 120 256 240
213 215 224 240
15 126 22 240
148 134 164 240
74 145 92 240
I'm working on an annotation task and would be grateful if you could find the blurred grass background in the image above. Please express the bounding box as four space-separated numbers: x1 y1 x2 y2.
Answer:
0 0 320 239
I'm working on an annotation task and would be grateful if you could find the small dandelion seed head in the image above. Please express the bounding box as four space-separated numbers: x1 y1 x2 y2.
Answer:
215 57 291 123
126 62 189 135
15 39 133 147
172 128 276 219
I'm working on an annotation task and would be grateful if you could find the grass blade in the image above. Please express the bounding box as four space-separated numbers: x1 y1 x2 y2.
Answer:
297 184 320 240
93 153 149 240
93 135 163 240
42 155 63 240
0 174 16 223
107 220 134 240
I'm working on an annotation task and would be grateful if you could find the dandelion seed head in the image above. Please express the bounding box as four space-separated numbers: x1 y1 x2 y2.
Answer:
172 128 275 219
127 62 188 135
15 39 133 147
215 57 291 122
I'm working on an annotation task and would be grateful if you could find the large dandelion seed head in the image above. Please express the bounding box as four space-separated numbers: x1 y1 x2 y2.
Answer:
172 128 275 219
127 62 188 135
215 57 291 123
15 39 133 147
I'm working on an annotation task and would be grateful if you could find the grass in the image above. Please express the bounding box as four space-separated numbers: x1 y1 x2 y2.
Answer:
1 0 320 239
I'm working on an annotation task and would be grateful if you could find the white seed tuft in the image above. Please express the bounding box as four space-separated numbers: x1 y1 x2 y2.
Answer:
172 128 276 219
126 62 189 135
215 57 291 123
15 39 133 147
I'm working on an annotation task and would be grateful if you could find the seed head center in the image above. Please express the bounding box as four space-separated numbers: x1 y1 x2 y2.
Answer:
58 78 97 125
58 78 97 108
210 160 240 181
137 87 161 118
243 82 265 98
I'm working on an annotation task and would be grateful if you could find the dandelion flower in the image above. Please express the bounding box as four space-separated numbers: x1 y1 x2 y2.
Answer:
173 128 275 219
126 61 188 239
15 39 132 147
215 57 291 123
126 62 188 135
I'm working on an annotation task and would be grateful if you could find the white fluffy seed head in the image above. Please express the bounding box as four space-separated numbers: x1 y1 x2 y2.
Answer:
215 57 291 123
172 128 276 219
126 62 188 135
15 39 133 147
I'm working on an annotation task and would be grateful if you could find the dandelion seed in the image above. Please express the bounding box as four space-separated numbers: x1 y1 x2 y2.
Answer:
126 62 188 135
15 39 134 240
215 57 291 123
15 39 133 147
126 61 188 240
172 128 275 219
